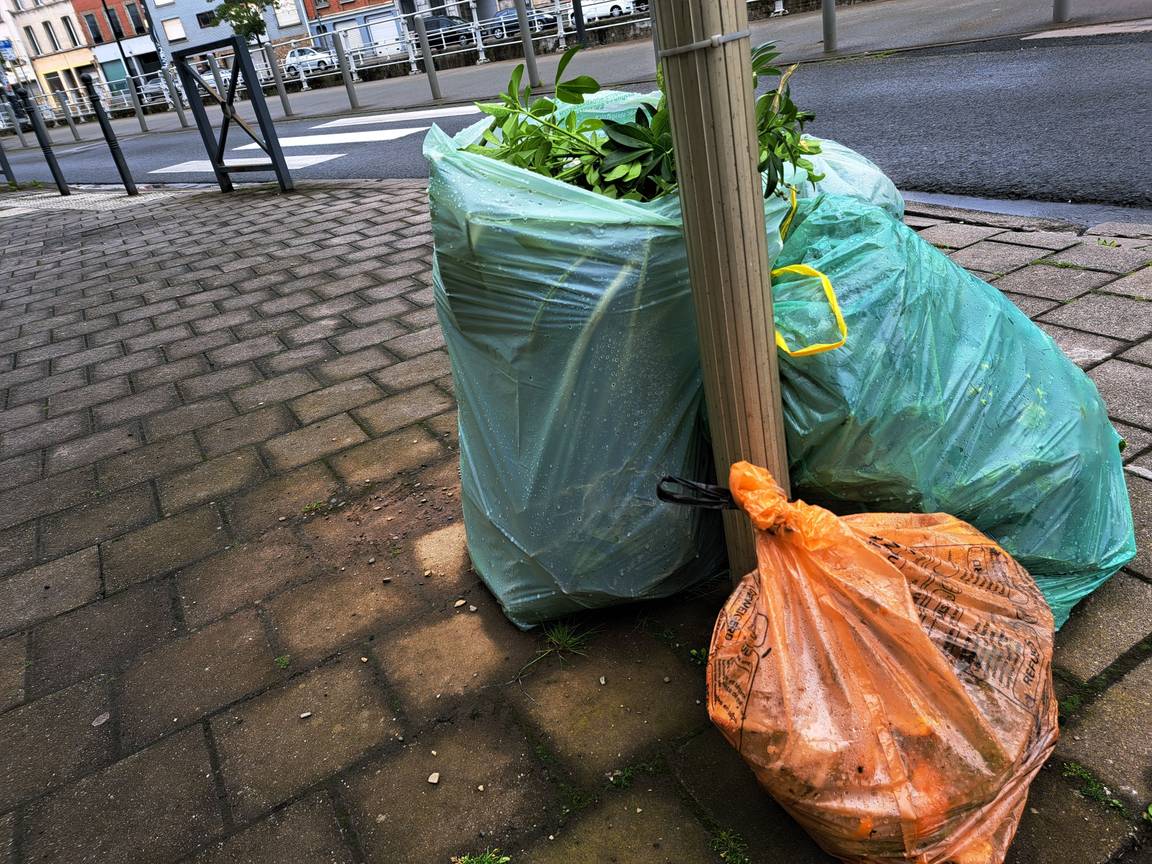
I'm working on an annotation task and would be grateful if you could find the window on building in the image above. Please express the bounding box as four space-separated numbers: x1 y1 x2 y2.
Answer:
161 16 186 41
125 2 146 33
105 6 125 39
11 0 25 12
42 20 61 51
195 10 217 27
273 0 300 27
153 0 175 8
22 25 41 55
83 12 104 42
61 16 81 46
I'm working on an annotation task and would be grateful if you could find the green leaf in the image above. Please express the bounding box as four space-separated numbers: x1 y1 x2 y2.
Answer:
555 74 600 105
603 163 633 181
508 64 524 104
601 120 649 149
554 45 580 83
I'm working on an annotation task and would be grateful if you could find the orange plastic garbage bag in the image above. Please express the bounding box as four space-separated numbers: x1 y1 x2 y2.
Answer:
708 462 1058 864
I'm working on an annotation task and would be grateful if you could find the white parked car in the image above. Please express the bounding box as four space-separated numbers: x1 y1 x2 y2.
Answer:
283 47 338 77
571 0 634 24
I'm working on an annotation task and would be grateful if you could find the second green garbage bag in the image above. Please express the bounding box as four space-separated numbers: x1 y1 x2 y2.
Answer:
426 119 1135 629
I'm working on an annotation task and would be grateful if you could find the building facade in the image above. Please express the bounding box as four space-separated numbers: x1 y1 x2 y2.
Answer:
0 6 40 95
7 0 97 95
143 0 309 59
70 0 160 90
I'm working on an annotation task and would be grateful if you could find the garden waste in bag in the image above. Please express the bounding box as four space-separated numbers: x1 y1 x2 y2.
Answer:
705 462 1059 864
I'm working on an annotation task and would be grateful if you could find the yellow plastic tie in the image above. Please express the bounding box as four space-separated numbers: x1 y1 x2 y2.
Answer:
771 264 848 356
779 186 798 241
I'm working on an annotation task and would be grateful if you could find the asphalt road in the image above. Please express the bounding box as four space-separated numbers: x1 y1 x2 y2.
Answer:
3 31 1150 208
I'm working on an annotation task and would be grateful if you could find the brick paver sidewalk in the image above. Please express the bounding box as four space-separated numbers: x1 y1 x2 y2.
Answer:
0 183 1149 864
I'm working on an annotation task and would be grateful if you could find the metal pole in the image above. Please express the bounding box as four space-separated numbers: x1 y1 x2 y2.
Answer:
14 87 69 195
55 90 82 141
173 53 232 192
3 102 28 149
469 1 488 63
80 73 136 195
553 0 566 51
822 0 837 52
651 1 790 578
263 43 293 116
1053 0 1070 23
208 55 227 97
412 15 442 101
331 33 360 110
230 39 293 193
512 0 541 89
123 69 148 132
161 64 190 127
0 134 16 186
571 0 588 46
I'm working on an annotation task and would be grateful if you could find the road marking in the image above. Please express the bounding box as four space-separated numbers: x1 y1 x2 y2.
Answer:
312 105 480 128
149 154 344 174
232 127 429 150
1023 17 1152 39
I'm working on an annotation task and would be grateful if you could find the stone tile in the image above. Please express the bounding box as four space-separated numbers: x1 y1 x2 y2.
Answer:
1101 265 1152 300
98 434 203 490
262 414 368 471
291 378 384 425
198 405 295 459
511 627 708 786
329 426 445 488
1035 323 1127 369
0 634 24 712
0 808 10 864
179 537 322 628
1089 361 1152 427
345 702 555 864
917 222 1002 249
373 603 533 717
949 240 1043 275
423 410 458 448
213 657 399 820
1115 422 1152 462
23 728 223 864
43 425 140 475
226 463 340 539
266 562 426 665
0 411 87 458
524 782 717 864
165 331 232 361
188 794 355 864
101 506 228 591
353 385 454 437
26 580 176 698
0 452 41 493
672 727 832 863
147 397 236 441
1055 573 1152 680
132 355 210 390
0 676 114 811
118 611 279 748
383 326 446 360
207 335 283 368
1005 761 1136 864
0 401 45 433
991 229 1081 251
1043 241 1152 274
0 522 37 578
1125 473 1151 579
258 342 334 376
47 376 131 416
1086 223 1152 239
158 448 265 514
231 370 319 412
994 265 1117 301
1059 655 1152 807
0 548 101 635
1040 293 1152 341
1121 339 1152 367
180 364 261 402
41 484 158 557
370 350 451 394
7 369 86 406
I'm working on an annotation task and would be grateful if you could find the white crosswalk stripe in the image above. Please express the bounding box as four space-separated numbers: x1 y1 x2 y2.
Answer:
312 105 481 128
232 127 429 150
149 154 345 174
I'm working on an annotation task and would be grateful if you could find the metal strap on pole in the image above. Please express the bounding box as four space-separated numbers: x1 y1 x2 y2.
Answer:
331 34 360 110
55 90 82 142
412 15 442 101
822 0 837 52
14 87 69 195
512 0 542 89
651 0 790 578
80 73 137 196
124 72 148 132
264 43 293 117
161 65 190 127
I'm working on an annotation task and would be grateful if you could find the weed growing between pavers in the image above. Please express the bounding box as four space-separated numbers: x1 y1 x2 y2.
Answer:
451 850 511 864
709 828 752 864
273 654 291 669
1063 761 1128 815
605 754 666 790
512 621 600 681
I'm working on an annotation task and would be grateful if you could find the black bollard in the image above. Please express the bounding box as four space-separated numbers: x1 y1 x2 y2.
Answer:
80 74 137 196
0 134 15 187
14 88 68 195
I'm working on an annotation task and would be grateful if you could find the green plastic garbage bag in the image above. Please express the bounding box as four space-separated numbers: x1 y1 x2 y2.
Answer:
773 194 1136 627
